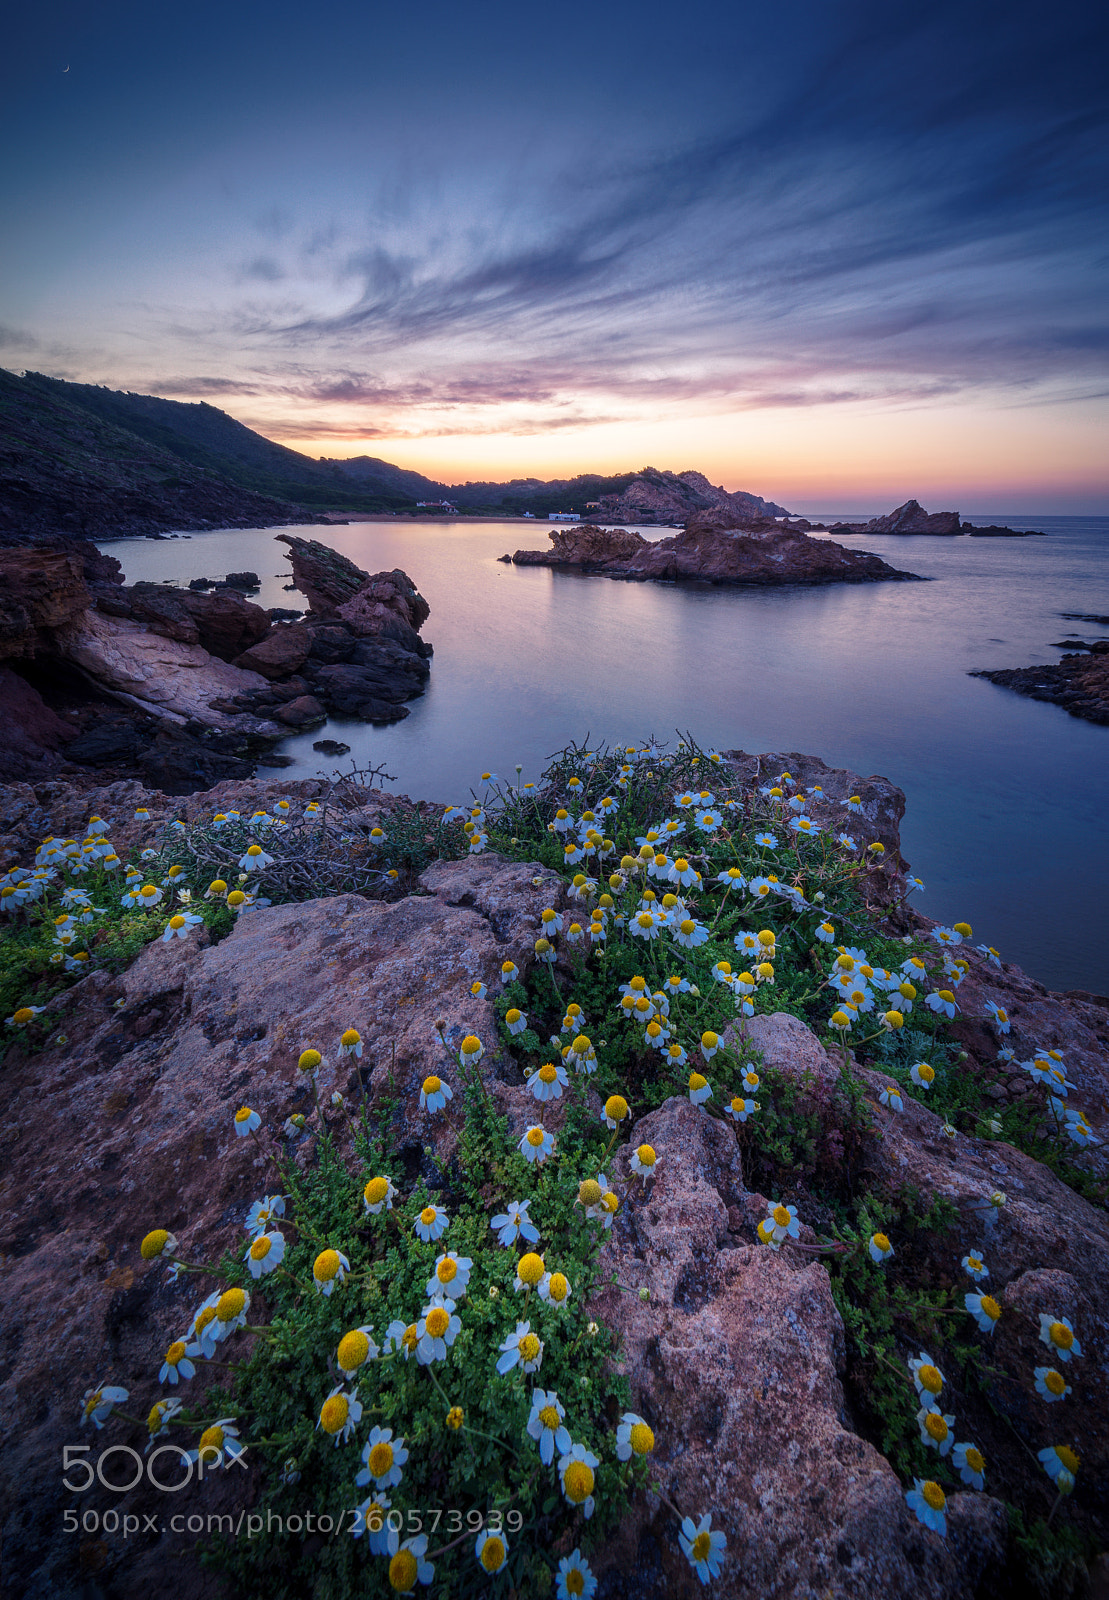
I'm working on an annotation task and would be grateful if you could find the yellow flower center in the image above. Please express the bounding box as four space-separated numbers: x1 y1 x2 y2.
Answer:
481 1536 505 1572
565 1569 585 1596
195 1307 217 1337
680 919 695 936
518 1252 544 1286
147 1403 166 1433
918 1364 942 1394
141 1229 169 1260
629 1422 655 1455
165 1340 186 1364
979 1295 1000 1321
13 1007 34 1024
437 1257 458 1283
519 1333 541 1363
365 1177 389 1206
389 1550 417 1591
217 1288 246 1321
701 1032 718 1050
921 1481 946 1511
402 1324 418 1352
539 1063 558 1083
605 1095 628 1121
636 1144 656 1166
1045 1370 1067 1396
341 1029 360 1046
689 1072 707 1092
527 1127 546 1148
298 1049 321 1072
338 1331 370 1370
198 1425 225 1461
425 1307 450 1339
691 1531 712 1561
420 1206 437 1226
461 1034 481 1056
965 1447 985 1473
773 1204 791 1227
539 1404 561 1429
579 1179 602 1207
446 1406 464 1430
321 1395 349 1434
169 915 186 930
925 1413 949 1442
563 1460 594 1503
1050 1321 1074 1349
227 891 246 907
548 1273 569 1302
506 1009 521 1025
314 1249 341 1282
872 1233 890 1252
234 1106 254 1124
250 1237 272 1261
1056 1445 1079 1473
369 1441 395 1477
601 1192 618 1215
422 1075 441 1096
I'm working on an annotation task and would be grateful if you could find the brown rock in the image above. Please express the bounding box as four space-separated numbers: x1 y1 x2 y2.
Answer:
510 516 918 587
335 568 431 657
0 666 75 778
274 534 371 612
591 1096 1009 1598
272 693 326 727
233 621 312 679
0 547 92 659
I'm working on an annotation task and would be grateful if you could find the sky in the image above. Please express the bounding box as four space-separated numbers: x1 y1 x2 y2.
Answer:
2 0 1107 512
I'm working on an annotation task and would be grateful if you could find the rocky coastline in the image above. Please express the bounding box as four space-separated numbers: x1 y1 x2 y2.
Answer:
505 510 921 585
0 745 1105 1600
972 638 1109 726
0 533 432 792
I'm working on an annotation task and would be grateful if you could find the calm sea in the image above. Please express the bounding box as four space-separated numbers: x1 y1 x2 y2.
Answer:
99 514 1109 995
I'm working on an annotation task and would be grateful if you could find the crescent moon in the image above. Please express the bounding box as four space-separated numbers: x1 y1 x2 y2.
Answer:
63 64 70 72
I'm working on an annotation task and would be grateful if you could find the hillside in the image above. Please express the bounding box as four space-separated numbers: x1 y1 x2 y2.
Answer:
0 369 791 535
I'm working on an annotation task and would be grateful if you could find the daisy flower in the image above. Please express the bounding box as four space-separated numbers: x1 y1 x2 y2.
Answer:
245 1231 286 1278
558 1443 598 1518
557 1551 597 1600
909 1353 944 1399
1039 1315 1081 1361
630 1143 657 1176
1034 1367 1072 1403
356 1426 408 1490
965 1292 1001 1334
337 1326 379 1377
158 1340 195 1385
416 1298 462 1364
953 1441 986 1490
538 1270 572 1307
905 1479 946 1536
529 1060 569 1101
312 1248 350 1295
869 1232 894 1264
497 1321 544 1375
426 1252 472 1301
490 1200 540 1247
615 1412 655 1461
725 1096 759 1123
1038 1444 1079 1494
527 1389 571 1464
318 1385 363 1446
419 1075 453 1114
475 1529 509 1575
363 1176 397 1214
414 1204 449 1243
962 1248 988 1281
679 1513 727 1584
520 1124 555 1164
918 1405 955 1455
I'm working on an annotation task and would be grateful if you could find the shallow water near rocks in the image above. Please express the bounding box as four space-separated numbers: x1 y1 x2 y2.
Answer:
100 514 1109 995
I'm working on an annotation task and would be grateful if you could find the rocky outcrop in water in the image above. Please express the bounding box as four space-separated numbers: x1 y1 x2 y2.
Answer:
509 513 919 585
825 500 1044 538
0 535 433 790
972 640 1109 726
